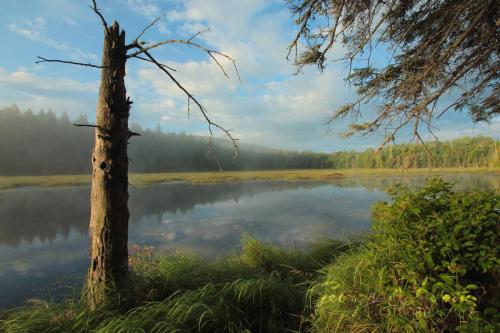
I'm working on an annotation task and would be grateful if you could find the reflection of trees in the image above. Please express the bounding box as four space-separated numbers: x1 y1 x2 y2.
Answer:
329 175 498 192
0 182 319 247
1 175 495 247
0 187 90 246
129 182 321 222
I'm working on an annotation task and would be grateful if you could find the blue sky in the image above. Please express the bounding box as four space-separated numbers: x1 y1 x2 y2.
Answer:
0 0 497 152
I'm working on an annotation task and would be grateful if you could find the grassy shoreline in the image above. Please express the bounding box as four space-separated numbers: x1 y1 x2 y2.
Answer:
1 179 498 332
0 179 500 333
0 167 498 190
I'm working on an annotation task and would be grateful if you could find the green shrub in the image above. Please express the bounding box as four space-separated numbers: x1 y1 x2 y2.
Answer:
312 178 499 332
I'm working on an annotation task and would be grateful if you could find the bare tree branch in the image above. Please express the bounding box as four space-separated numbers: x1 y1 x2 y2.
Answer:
73 123 101 129
132 55 177 71
187 27 210 43
126 30 242 83
90 0 108 29
138 47 239 169
36 56 106 69
134 16 160 43
74 123 141 141
127 129 141 138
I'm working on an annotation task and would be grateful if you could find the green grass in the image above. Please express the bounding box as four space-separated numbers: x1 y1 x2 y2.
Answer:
0 167 498 189
0 237 352 333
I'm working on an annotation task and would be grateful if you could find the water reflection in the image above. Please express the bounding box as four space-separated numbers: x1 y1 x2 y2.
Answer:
0 182 326 247
129 184 380 257
0 174 497 307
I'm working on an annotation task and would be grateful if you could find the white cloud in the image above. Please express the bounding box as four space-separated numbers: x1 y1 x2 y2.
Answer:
0 67 98 118
124 0 360 150
62 16 78 26
127 55 356 150
170 0 293 78
8 17 97 61
430 118 500 141
0 67 97 93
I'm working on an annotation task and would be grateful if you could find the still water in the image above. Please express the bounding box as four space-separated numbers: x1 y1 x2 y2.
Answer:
0 174 497 308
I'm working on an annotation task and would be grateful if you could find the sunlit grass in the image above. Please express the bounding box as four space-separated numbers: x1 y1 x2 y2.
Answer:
0 167 497 189
0 237 352 333
0 174 91 189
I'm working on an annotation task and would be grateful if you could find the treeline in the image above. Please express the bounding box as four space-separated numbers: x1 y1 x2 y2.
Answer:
328 136 499 169
0 106 332 175
0 106 498 175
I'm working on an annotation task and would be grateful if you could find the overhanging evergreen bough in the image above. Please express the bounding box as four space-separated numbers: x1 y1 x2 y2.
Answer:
287 0 499 150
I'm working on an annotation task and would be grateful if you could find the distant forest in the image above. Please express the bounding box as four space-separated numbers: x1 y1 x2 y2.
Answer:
0 106 498 175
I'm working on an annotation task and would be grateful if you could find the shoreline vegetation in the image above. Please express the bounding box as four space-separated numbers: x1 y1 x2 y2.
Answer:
0 167 498 190
1 179 498 332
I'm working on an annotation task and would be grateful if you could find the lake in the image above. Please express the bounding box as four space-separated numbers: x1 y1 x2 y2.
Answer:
0 174 497 308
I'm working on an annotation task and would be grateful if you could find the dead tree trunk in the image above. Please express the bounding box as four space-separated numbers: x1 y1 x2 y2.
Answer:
87 21 129 308
36 2 239 309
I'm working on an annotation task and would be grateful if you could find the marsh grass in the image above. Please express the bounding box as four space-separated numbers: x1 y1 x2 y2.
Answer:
0 167 497 190
0 237 352 333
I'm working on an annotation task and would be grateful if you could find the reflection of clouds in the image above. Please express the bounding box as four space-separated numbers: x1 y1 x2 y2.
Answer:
128 185 389 258
0 233 88 307
0 231 87 275
126 173 499 260
159 231 186 242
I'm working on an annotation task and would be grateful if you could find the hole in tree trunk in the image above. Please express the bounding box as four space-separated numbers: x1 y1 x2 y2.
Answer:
100 161 107 170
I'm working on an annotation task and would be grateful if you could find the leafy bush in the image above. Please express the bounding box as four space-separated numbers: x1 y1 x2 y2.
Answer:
312 178 499 332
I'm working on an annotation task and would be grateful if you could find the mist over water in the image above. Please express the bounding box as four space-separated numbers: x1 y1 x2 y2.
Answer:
0 175 497 308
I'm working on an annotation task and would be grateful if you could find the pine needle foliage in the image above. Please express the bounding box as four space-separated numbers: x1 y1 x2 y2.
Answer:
287 0 499 147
